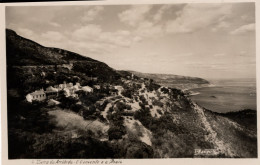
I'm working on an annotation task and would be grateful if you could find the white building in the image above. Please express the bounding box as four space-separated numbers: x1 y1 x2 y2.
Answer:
114 85 124 94
82 86 93 93
26 89 46 102
93 85 101 89
76 82 81 87
58 84 66 90
45 86 58 98
62 63 73 70
64 88 71 97
46 86 58 92
67 83 73 88
58 82 73 90
73 85 80 91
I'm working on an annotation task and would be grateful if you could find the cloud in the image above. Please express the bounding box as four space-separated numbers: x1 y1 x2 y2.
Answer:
230 23 255 35
211 21 230 32
33 31 68 49
118 5 152 26
241 15 248 20
239 51 247 56
81 6 104 22
49 22 61 27
17 28 35 38
217 21 230 29
72 24 102 40
213 53 225 57
72 25 131 47
14 23 139 55
179 53 193 57
133 36 142 42
136 21 164 37
237 51 254 57
209 65 229 70
69 24 144 54
99 30 132 47
165 4 232 33
41 31 64 41
153 5 171 22
68 40 112 54
118 5 167 38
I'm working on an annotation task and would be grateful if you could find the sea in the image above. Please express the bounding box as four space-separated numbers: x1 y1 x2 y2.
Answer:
188 78 257 113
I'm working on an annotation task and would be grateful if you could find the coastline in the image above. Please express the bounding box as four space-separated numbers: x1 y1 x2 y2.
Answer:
186 84 256 113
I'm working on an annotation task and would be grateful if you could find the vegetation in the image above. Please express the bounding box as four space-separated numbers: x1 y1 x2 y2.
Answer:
6 29 257 159
107 112 126 140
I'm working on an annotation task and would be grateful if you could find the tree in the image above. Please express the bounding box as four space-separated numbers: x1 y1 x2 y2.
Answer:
108 126 126 140
121 89 132 98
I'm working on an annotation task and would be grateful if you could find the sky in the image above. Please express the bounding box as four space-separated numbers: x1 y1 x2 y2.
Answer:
6 3 256 79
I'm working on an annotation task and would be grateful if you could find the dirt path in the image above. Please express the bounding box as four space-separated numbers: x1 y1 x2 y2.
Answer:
193 103 235 157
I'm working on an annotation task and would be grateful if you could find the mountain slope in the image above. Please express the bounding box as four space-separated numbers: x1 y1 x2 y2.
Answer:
6 29 98 65
6 29 257 158
6 29 120 95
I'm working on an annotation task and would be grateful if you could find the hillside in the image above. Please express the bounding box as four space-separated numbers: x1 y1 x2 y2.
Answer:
126 71 211 90
6 29 257 158
6 29 99 65
6 29 120 95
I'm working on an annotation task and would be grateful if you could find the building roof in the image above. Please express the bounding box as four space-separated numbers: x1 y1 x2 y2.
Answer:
46 86 58 92
82 86 93 91
114 85 123 89
30 89 45 96
93 85 101 88
73 85 80 90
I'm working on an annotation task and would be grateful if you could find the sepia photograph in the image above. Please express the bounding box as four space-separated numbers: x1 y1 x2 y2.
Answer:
2 0 258 161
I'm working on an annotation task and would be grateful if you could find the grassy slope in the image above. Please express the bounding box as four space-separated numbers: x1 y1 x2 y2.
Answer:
204 109 257 157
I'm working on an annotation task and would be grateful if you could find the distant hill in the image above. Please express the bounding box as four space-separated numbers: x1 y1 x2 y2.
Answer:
127 70 210 90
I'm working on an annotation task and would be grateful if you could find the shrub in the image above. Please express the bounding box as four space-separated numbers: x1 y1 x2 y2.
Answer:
98 114 107 123
126 104 132 110
70 104 83 113
116 102 127 111
152 100 164 108
97 100 109 111
76 91 104 106
82 105 96 120
157 109 163 115
121 89 132 98
146 82 161 92
134 122 143 137
122 111 134 116
139 102 145 110
108 126 126 140
139 95 146 104
59 96 78 109
161 87 169 94
108 107 113 113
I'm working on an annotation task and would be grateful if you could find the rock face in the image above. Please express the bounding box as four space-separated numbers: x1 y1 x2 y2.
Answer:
6 29 257 159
